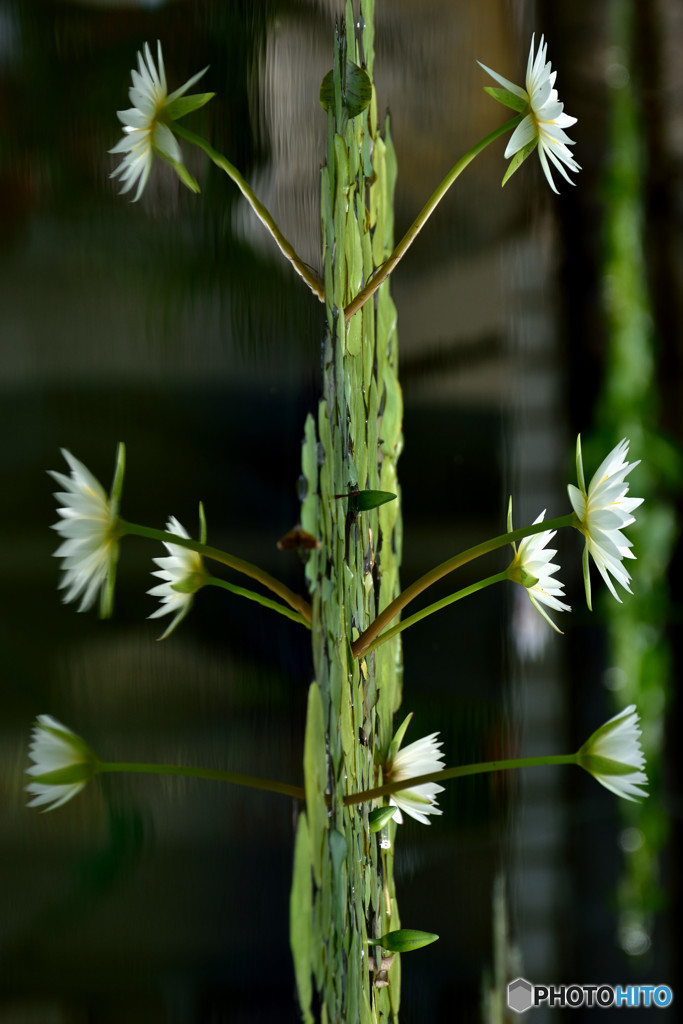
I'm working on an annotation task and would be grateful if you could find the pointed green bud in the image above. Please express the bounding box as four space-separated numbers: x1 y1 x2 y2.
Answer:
376 929 439 953
369 805 397 833
354 490 397 512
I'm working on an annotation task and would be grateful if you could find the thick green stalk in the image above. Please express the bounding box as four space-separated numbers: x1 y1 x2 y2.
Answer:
352 512 575 658
207 575 311 628
343 753 578 806
362 571 508 655
173 123 325 302
97 761 306 801
119 518 312 623
343 116 521 321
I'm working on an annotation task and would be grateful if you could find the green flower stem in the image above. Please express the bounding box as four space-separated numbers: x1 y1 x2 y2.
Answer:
343 753 578 806
118 519 312 623
97 761 305 801
352 512 576 658
343 116 522 322
173 123 325 302
206 575 311 629
362 571 508 656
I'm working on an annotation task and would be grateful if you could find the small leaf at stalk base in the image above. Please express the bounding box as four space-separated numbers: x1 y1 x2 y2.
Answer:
320 61 372 118
483 86 528 114
376 929 439 953
369 805 396 833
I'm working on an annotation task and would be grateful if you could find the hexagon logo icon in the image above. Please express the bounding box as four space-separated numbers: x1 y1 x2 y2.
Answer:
508 977 534 1013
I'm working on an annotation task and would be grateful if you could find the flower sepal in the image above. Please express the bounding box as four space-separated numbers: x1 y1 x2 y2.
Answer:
501 138 537 186
29 762 98 786
387 712 413 765
483 86 527 113
160 153 200 194
576 752 643 779
163 89 214 123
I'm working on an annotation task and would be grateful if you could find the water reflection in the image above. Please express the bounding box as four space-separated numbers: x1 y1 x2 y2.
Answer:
1 0 674 1020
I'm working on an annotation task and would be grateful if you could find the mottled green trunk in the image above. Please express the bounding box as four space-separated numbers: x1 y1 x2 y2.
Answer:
290 3 404 1021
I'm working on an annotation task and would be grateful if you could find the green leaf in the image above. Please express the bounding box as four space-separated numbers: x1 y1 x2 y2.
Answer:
303 683 327 888
319 69 334 112
483 86 528 114
353 489 397 512
501 139 537 187
320 61 372 118
376 929 439 953
344 61 372 117
164 91 215 122
289 813 314 1024
368 805 396 833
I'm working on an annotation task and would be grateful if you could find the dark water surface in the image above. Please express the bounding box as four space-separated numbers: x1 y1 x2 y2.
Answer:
1 1 676 1021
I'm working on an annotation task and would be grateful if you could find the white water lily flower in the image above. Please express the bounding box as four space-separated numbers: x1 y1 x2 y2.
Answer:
26 715 98 812
479 33 580 192
49 444 125 618
577 705 648 802
110 40 212 201
507 502 571 634
148 513 206 639
567 436 643 609
385 717 445 825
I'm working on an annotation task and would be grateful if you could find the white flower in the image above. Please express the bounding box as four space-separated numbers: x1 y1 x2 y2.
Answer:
148 513 206 639
385 716 445 825
49 444 125 618
110 40 212 201
25 715 97 812
567 436 643 609
577 705 648 802
507 502 571 634
479 33 580 192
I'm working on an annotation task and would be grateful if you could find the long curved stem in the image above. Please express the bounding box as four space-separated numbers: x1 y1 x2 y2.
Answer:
343 753 578 806
206 575 311 628
173 124 325 302
352 513 575 658
98 761 305 801
119 519 312 623
362 571 507 656
343 116 521 321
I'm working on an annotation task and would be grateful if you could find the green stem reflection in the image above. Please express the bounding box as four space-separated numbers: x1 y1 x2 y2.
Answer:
98 761 305 802
343 116 522 321
119 519 312 623
174 124 325 301
352 513 575 658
